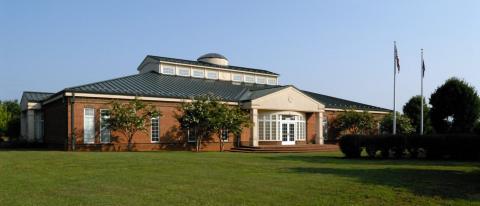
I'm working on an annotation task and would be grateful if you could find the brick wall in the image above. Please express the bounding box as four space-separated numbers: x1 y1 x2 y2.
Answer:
63 97 251 151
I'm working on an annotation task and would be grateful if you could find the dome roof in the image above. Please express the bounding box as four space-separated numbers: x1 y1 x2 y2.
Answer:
197 53 229 66
197 53 228 61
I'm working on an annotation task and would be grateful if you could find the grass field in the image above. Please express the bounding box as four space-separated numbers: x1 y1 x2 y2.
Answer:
0 151 478 206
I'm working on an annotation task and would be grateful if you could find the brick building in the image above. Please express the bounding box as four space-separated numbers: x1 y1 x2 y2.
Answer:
20 53 389 151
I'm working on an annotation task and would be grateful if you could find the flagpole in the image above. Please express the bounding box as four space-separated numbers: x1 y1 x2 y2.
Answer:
420 49 424 135
393 41 397 135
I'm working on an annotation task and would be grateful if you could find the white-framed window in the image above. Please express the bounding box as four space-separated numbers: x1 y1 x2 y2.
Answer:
267 78 277 85
177 66 190 76
232 73 243 82
83 108 95 144
256 76 266 84
100 109 111 143
245 75 255 83
206 71 219 79
323 117 328 140
257 112 305 141
162 65 176 75
151 116 160 143
192 69 205 78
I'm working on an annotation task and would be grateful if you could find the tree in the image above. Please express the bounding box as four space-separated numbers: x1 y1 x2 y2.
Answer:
403 95 432 134
333 110 377 135
380 112 415 135
177 96 215 152
209 102 250 151
430 77 480 133
0 100 21 139
177 95 251 152
107 98 161 151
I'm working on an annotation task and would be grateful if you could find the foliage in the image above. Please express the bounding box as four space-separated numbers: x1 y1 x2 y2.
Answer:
380 112 415 135
339 134 480 160
106 98 161 151
0 100 21 139
475 121 480 135
332 110 377 135
403 95 432 134
338 135 362 158
177 95 250 152
429 77 480 133
209 101 250 151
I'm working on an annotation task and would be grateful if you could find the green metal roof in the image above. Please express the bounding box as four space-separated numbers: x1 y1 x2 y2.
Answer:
22 91 54 102
61 71 390 112
303 91 390 112
145 55 279 75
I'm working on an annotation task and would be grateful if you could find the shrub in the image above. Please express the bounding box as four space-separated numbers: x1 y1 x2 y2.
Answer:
338 134 480 160
338 135 362 158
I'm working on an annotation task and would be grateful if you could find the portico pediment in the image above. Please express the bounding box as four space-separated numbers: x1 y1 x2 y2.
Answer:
243 86 325 112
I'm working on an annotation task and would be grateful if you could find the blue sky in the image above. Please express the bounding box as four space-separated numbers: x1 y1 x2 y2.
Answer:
1 0 479 110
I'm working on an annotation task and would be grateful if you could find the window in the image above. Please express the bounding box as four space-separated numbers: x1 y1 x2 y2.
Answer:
151 117 160 143
323 117 328 140
245 75 255 83
187 128 196 142
258 115 264 140
83 108 95 144
100 109 111 143
267 78 277 85
221 129 229 142
257 113 305 141
232 73 243 82
177 67 190 76
192 69 205 78
206 71 219 79
256 77 266 84
162 65 175 75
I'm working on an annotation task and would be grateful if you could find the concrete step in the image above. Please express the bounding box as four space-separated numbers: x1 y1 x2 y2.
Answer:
230 144 339 153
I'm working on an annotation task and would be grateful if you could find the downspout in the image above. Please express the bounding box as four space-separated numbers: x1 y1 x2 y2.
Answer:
70 93 76 151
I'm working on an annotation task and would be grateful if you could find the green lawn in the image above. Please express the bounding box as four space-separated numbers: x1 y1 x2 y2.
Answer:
0 151 479 206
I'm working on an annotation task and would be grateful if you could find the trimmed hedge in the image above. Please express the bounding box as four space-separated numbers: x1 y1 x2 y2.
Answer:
339 134 480 160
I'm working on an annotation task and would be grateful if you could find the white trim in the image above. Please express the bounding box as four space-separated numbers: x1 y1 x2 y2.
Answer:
150 116 160 143
63 92 239 105
324 108 390 114
83 108 95 144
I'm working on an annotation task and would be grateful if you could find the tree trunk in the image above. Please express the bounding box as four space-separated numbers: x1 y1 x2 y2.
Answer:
219 129 223 152
196 137 201 152
127 135 133 152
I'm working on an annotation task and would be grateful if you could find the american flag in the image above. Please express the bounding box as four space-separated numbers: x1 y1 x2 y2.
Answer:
394 44 400 73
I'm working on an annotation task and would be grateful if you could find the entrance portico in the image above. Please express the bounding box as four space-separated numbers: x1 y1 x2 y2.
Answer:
242 86 325 147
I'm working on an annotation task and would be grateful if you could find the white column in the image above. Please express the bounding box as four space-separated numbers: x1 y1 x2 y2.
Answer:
251 108 259 147
315 112 324 145
27 110 35 142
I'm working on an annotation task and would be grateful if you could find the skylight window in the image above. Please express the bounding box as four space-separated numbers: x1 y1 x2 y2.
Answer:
256 77 266 84
206 71 219 79
267 78 277 85
177 67 190 76
162 65 175 75
192 69 205 78
245 75 255 83
232 73 243 82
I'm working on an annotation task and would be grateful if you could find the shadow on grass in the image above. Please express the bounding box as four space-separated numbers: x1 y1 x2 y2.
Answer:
265 154 480 167
288 166 480 200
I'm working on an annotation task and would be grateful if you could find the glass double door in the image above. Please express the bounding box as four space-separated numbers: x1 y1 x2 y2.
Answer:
281 122 295 145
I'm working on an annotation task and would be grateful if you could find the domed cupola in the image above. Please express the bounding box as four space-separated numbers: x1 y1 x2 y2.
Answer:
197 53 229 66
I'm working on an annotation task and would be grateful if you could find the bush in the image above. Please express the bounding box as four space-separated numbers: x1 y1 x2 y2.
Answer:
338 135 362 158
338 134 480 160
